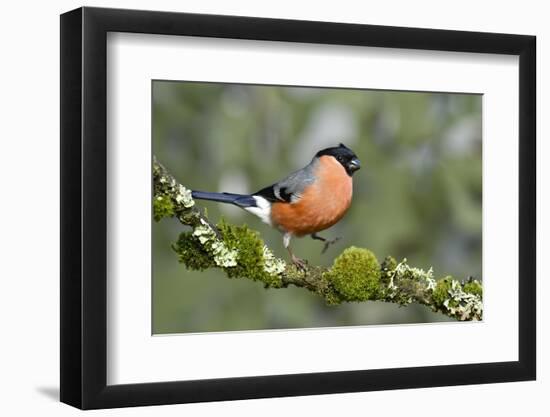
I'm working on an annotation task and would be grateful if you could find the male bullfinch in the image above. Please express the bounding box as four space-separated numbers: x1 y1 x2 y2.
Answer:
192 143 361 269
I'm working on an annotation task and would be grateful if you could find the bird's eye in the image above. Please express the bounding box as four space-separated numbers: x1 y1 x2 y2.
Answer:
337 156 343 162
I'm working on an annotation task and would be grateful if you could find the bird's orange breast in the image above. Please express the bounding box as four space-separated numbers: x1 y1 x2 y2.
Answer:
270 156 353 236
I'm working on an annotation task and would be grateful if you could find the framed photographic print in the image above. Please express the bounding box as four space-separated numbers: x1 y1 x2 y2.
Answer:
60 6 536 409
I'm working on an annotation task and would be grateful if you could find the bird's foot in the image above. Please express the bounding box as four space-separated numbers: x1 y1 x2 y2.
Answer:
321 236 342 254
291 254 308 272
311 233 342 254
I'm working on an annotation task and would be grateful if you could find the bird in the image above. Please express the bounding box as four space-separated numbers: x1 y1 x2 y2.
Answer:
191 143 361 270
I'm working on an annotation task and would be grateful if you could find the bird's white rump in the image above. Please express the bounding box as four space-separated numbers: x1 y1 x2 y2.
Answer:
244 196 272 226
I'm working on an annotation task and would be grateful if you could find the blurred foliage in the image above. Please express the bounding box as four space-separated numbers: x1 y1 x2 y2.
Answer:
152 81 482 334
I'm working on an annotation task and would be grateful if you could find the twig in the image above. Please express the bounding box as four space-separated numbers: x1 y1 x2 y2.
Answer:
153 156 483 321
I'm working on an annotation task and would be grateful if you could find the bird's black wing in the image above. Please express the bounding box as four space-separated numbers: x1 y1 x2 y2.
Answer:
255 184 293 203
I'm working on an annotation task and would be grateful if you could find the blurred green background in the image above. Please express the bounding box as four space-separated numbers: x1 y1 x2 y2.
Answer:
152 80 482 334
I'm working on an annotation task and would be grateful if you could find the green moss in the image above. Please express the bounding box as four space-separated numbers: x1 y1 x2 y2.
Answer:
324 247 381 301
323 289 343 305
173 232 214 270
432 276 453 306
153 194 175 222
171 220 282 287
464 279 483 298
218 221 282 288
448 299 459 308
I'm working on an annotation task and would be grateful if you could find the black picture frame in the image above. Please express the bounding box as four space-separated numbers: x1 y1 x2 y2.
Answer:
60 6 536 410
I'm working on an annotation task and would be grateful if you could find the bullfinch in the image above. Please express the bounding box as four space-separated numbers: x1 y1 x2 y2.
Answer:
191 143 361 269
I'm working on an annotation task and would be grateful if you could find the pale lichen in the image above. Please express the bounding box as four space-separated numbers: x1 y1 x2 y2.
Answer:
443 279 483 321
262 245 286 276
153 157 196 222
380 257 482 320
383 257 436 305
192 219 238 267
174 184 195 208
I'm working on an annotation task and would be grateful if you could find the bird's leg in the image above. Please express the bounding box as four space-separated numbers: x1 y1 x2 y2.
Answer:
311 233 342 254
287 247 308 271
284 233 307 271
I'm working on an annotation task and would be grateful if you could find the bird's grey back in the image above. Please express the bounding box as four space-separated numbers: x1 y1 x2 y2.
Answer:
254 157 319 203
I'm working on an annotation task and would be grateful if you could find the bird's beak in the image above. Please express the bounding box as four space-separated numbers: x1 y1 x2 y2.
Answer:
348 158 361 173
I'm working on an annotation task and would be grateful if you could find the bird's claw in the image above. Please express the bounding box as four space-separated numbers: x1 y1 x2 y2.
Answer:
291 255 308 272
321 236 342 254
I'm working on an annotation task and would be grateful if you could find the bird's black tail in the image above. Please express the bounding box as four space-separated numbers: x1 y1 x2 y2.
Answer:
191 190 257 208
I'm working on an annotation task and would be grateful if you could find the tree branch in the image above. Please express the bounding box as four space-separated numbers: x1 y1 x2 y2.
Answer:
153 157 483 321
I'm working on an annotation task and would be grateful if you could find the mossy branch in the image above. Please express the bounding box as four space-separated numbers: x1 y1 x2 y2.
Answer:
153 157 483 321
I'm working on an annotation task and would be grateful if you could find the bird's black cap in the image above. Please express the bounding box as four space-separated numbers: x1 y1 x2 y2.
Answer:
316 143 356 158
316 143 361 176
